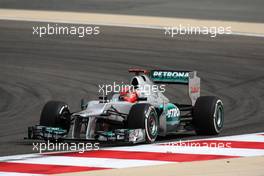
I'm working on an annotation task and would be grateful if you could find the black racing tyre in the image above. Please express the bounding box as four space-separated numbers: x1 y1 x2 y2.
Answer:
40 101 71 132
193 96 224 135
127 103 158 143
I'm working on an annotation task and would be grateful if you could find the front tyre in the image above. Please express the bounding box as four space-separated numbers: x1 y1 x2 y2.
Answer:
127 103 158 143
193 96 224 135
40 101 71 132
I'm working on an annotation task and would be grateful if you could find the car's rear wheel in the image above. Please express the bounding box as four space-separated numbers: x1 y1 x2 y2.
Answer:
193 96 224 135
127 103 158 143
40 101 71 132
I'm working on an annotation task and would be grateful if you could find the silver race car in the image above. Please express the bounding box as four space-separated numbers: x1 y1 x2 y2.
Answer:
27 69 224 143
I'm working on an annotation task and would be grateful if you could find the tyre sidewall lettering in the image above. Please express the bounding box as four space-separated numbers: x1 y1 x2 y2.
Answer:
144 106 157 142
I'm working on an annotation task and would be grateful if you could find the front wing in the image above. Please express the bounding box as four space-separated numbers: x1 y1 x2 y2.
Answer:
26 125 146 144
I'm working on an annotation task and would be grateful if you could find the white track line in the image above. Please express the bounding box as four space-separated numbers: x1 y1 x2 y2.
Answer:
209 133 264 142
155 132 264 144
8 156 172 169
105 144 264 157
0 132 263 175
0 132 263 162
0 154 40 162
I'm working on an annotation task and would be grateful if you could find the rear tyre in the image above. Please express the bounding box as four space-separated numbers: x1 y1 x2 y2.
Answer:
40 101 71 132
193 96 224 135
127 103 158 143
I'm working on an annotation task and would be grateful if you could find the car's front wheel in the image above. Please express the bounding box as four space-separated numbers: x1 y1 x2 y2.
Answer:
127 103 158 143
40 101 71 132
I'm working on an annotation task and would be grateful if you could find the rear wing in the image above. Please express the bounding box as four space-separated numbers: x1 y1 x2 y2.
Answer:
150 70 200 105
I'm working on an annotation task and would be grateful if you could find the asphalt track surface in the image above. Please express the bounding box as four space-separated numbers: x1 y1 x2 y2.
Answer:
0 20 264 156
0 0 264 23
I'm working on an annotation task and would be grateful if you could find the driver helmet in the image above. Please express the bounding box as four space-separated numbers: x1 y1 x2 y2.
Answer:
120 87 138 103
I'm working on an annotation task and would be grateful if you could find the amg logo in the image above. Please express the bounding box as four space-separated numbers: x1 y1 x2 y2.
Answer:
153 71 189 78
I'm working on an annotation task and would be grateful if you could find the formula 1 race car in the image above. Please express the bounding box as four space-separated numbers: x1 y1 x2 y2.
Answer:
27 69 224 143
